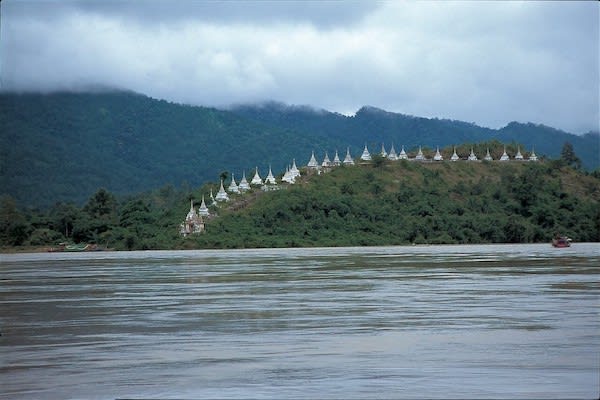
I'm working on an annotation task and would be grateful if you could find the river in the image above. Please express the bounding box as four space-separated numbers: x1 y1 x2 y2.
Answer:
1 243 599 399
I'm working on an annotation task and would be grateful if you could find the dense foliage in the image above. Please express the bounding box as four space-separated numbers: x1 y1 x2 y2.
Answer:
2 152 599 251
1 91 598 208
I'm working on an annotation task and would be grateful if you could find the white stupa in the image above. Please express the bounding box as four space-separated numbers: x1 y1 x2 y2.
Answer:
433 146 443 161
515 146 524 160
265 165 277 185
484 148 493 161
415 146 426 161
332 150 342 166
251 167 263 186
228 173 239 194
500 146 510 161
398 145 408 160
198 195 210 217
360 144 372 161
290 159 301 178
343 147 355 165
307 151 320 169
239 171 251 191
388 144 398 161
467 148 478 161
380 143 387 158
321 152 331 168
450 146 460 161
215 179 230 202
529 147 538 162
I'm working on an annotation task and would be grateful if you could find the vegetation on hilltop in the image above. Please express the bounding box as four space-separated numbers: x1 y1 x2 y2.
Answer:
1 90 598 208
2 150 599 251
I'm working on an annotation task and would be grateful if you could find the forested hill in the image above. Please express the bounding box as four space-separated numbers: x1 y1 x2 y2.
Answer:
1 90 598 207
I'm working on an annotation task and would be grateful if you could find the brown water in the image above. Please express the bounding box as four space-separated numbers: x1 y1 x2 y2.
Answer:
1 243 599 399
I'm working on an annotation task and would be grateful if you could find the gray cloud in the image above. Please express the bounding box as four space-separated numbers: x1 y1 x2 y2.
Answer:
1 0 598 134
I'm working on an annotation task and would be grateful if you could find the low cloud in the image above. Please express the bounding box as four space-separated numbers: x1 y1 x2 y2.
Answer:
1 1 598 134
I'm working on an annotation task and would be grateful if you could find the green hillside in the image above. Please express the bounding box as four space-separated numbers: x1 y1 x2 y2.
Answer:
1 90 598 208
2 157 599 250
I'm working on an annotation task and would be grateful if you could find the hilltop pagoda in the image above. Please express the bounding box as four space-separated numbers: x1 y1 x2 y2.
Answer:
450 146 460 161
500 146 510 161
265 165 277 185
307 151 320 170
332 150 342 166
467 148 478 161
198 195 210 217
343 147 355 165
179 199 205 236
239 171 251 191
433 146 443 161
398 146 408 160
380 143 387 158
414 146 426 161
515 146 524 160
360 144 372 161
529 147 538 162
388 144 398 160
251 167 263 186
290 159 301 178
228 173 240 194
215 179 230 202
484 148 493 161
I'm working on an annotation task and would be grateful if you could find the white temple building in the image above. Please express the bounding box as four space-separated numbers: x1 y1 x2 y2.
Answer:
209 189 217 206
380 144 387 158
198 195 210 217
467 148 478 161
415 146 426 161
180 199 205 236
515 146 524 160
529 147 538 162
500 146 510 161
398 146 408 160
307 151 320 170
215 179 230 202
323 152 331 167
251 167 263 186
433 146 443 161
388 144 398 161
332 150 342 166
265 165 277 185
290 159 301 178
239 171 250 191
343 147 355 165
450 146 460 161
484 148 493 161
360 144 372 161
228 173 240 194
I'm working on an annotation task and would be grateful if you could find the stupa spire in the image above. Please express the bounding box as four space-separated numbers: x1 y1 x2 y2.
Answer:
265 165 277 185
332 150 341 166
484 148 493 161
251 166 263 186
307 150 319 169
515 146 524 160
468 147 478 161
529 147 538 162
433 146 443 161
198 195 210 216
321 152 331 168
450 146 459 161
343 147 355 165
215 179 230 202
398 145 408 160
500 145 510 161
228 173 239 193
415 146 425 161
360 144 372 161
388 143 398 160
380 143 387 158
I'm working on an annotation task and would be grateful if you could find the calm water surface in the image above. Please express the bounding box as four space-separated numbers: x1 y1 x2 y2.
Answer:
1 243 599 399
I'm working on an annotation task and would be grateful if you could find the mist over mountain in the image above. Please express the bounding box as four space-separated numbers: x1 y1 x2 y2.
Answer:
1 90 598 207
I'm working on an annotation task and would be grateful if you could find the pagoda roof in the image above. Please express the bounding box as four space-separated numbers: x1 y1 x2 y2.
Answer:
500 146 510 161
388 144 398 160
322 152 331 167
515 146 524 160
307 151 319 168
228 173 240 193
433 146 443 161
198 195 210 216
450 146 460 161
251 167 263 185
467 148 478 161
332 150 341 165
265 165 277 185
360 144 372 161
343 147 355 164
380 143 387 158
398 145 408 159
215 179 230 201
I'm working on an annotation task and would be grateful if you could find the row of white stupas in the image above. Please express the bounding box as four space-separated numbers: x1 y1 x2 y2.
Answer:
182 143 539 230
308 143 538 166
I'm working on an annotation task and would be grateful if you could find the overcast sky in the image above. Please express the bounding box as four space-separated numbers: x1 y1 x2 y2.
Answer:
1 0 598 134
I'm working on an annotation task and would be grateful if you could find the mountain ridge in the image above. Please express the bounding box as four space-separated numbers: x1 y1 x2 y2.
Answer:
1 89 598 207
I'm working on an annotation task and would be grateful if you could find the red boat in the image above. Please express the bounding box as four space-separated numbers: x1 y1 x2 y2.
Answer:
552 236 571 248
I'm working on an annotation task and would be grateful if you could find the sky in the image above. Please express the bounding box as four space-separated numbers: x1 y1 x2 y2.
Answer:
1 0 598 134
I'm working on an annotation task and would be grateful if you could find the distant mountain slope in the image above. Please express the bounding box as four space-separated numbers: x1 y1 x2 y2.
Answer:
1 90 598 207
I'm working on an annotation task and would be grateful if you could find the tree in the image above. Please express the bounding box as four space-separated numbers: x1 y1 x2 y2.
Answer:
561 142 581 169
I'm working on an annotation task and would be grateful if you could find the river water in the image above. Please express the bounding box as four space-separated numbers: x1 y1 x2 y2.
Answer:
1 243 599 399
